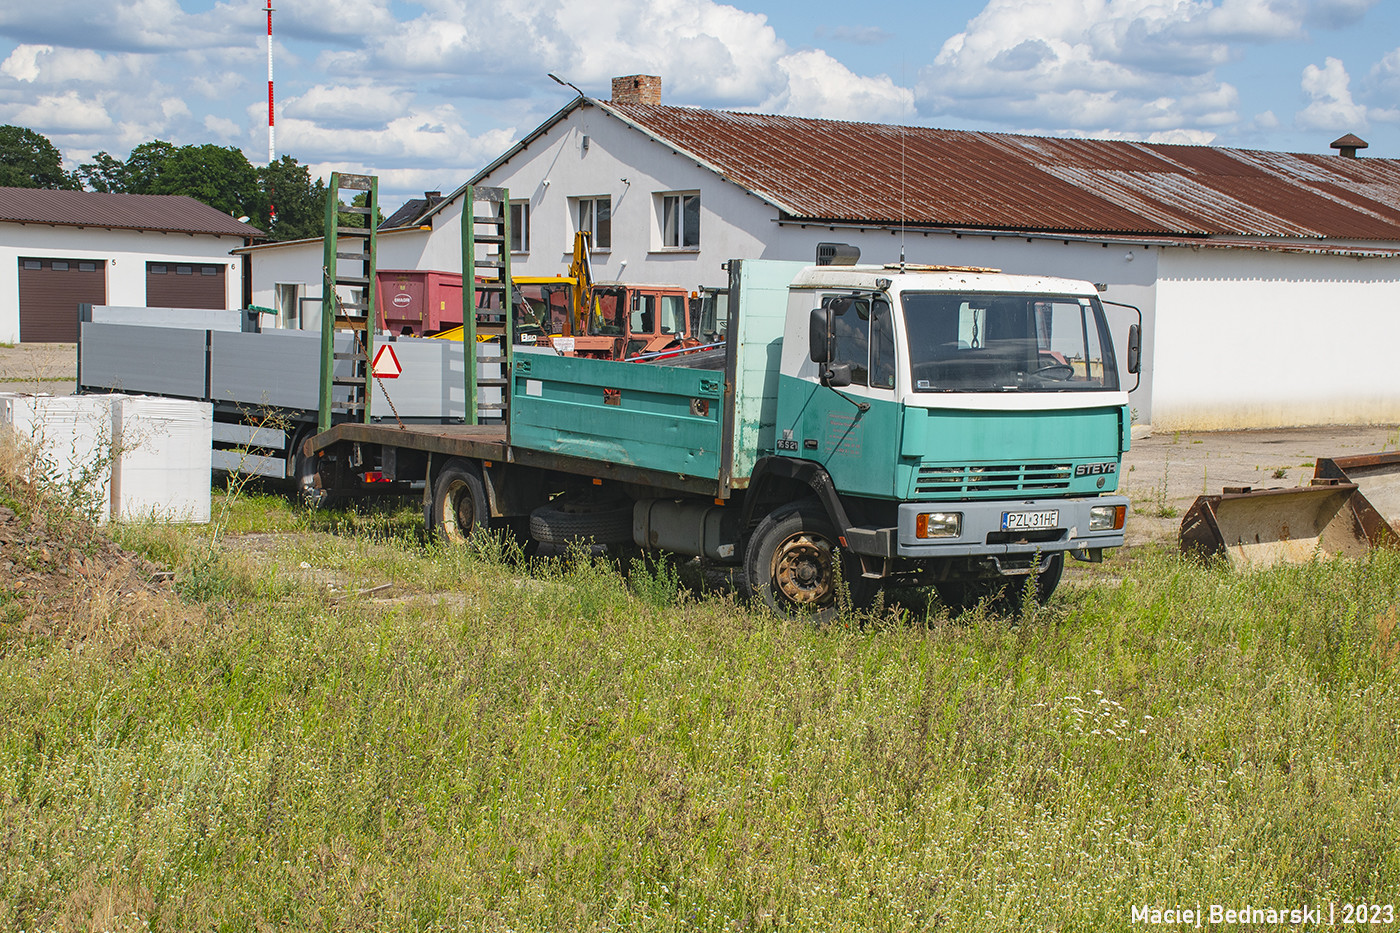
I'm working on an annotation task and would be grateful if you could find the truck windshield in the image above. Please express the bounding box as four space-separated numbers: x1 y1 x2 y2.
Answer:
902 292 1119 392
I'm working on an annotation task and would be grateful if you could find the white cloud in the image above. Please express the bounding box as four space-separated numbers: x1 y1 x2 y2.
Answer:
11 90 114 133
281 84 415 131
913 0 1334 135
0 0 243 53
759 50 913 122
272 102 517 169
1 44 50 82
1296 56 1368 130
204 114 242 141
0 45 145 86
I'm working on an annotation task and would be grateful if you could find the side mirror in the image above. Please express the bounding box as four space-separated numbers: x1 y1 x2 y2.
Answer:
822 362 853 388
1126 323 1141 374
808 307 830 363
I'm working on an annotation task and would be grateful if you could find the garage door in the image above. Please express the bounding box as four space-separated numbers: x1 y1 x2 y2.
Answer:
146 262 227 310
17 257 107 342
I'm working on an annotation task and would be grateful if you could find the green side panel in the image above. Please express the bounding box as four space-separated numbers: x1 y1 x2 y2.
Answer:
728 260 808 483
894 404 1129 500
510 353 724 478
776 374 904 498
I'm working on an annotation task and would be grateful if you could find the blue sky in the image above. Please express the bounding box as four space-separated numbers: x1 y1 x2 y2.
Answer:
2 0 1396 210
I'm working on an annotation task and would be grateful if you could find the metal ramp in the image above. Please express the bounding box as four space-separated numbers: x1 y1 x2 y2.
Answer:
461 185 512 425
319 172 379 432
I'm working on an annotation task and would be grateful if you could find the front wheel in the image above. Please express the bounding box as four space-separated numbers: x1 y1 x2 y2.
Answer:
743 500 868 623
428 460 489 544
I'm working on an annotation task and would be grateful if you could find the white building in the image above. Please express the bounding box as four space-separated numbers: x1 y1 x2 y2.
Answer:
0 188 261 343
242 76 1400 431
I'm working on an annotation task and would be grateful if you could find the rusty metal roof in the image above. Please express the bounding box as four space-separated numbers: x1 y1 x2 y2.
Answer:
0 187 264 238
603 103 1400 241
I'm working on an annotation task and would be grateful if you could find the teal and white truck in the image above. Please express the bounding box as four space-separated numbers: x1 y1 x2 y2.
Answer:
306 255 1139 618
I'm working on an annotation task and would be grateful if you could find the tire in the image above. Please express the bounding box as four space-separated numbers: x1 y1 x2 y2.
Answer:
428 460 489 544
743 499 866 623
529 500 633 546
290 430 334 509
936 552 1064 614
490 516 540 558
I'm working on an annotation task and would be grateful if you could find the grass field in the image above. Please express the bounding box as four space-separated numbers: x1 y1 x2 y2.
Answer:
2 470 1399 931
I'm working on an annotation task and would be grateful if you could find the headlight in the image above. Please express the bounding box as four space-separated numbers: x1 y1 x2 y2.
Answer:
1090 504 1126 531
916 512 962 538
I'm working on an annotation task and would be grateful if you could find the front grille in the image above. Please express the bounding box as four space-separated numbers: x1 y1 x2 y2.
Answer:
915 462 1073 497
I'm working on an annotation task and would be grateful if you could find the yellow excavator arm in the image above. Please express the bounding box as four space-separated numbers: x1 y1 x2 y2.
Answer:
568 230 593 335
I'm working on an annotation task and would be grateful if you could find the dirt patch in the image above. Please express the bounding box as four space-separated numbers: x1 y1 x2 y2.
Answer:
0 503 179 644
0 342 77 395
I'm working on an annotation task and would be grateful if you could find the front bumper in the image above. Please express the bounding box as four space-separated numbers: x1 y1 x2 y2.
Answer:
843 495 1127 559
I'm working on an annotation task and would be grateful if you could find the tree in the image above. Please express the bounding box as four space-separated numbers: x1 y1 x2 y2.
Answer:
148 144 261 218
337 191 385 230
121 140 178 194
76 151 129 192
256 155 327 241
0 125 79 189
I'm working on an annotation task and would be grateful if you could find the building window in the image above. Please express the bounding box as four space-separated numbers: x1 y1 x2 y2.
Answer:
275 283 301 329
510 200 530 253
150 264 167 274
660 192 700 248
51 261 69 272
176 265 193 275
79 262 97 272
575 196 611 249
201 265 218 275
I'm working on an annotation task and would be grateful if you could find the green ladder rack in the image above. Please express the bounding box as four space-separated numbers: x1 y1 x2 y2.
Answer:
319 172 379 432
462 185 512 425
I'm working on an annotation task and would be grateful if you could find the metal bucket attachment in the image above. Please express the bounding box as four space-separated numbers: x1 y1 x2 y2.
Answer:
1179 482 1372 569
1314 451 1400 547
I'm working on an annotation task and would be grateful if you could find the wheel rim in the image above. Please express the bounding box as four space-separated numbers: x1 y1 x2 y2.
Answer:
771 531 835 606
440 479 475 541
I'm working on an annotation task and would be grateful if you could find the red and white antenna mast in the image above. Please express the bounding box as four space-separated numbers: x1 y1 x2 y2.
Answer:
266 0 276 164
266 0 276 223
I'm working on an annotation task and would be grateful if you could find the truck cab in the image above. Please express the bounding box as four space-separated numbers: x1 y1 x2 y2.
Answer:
584 284 694 359
759 263 1131 606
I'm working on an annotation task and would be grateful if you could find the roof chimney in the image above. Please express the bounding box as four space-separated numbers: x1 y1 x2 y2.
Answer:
1330 133 1369 158
611 75 661 106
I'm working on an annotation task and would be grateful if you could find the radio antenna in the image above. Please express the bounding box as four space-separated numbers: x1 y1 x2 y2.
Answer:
899 59 907 273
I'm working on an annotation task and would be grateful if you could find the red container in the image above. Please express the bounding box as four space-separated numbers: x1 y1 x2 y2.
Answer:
375 269 464 336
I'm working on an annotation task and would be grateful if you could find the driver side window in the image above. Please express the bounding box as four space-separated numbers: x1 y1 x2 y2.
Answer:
824 294 894 389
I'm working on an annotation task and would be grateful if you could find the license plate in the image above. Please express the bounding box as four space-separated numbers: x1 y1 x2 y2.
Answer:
1002 509 1059 531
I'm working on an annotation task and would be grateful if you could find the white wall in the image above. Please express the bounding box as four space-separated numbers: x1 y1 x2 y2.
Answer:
0 224 246 342
1153 247 1400 429
481 103 773 291
242 227 436 330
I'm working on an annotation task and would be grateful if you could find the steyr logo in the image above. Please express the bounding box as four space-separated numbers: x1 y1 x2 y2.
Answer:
1074 461 1117 477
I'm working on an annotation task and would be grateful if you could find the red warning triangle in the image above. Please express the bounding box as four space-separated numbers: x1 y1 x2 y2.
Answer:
371 344 402 378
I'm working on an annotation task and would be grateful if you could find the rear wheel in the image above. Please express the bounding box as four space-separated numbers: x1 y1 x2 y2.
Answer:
290 429 334 509
428 460 489 544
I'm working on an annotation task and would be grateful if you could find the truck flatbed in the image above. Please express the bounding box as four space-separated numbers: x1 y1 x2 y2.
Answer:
306 421 727 496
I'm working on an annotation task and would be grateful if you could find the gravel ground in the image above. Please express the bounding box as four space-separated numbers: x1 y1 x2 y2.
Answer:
3 341 1394 549
0 342 76 394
